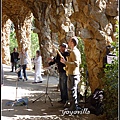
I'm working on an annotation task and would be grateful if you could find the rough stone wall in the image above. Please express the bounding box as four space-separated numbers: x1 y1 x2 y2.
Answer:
49 0 75 44
32 2 54 66
14 12 33 69
69 0 118 92
2 15 11 65
31 0 118 92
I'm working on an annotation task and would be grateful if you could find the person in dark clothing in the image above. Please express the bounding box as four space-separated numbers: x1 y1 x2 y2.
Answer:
49 43 69 104
10 48 19 72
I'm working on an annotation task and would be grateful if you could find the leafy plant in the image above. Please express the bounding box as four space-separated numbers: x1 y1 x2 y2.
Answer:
9 30 39 58
77 37 87 81
30 31 39 58
102 21 118 119
102 56 118 120
9 31 18 53
77 37 91 96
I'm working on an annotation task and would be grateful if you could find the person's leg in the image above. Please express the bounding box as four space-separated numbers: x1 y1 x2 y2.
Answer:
67 75 73 103
59 73 63 101
38 69 43 82
34 72 38 82
18 65 22 79
38 75 43 82
60 72 68 102
15 62 17 71
67 75 80 110
11 62 14 72
22 65 28 80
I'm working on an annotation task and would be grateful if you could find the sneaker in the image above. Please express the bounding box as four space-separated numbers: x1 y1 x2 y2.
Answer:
32 82 38 84
37 81 42 83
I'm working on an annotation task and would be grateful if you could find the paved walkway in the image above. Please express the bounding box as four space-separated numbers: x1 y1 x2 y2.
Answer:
1 64 106 120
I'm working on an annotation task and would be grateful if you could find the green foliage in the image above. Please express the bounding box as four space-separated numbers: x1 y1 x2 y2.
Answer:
9 31 18 53
102 22 118 119
31 31 39 58
9 30 39 58
102 57 118 120
77 37 87 80
77 37 91 96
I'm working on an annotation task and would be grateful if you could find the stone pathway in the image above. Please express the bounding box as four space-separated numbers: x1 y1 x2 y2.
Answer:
1 64 106 120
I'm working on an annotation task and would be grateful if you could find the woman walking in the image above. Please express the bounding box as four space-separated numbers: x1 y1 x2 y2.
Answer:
18 48 28 81
32 50 43 84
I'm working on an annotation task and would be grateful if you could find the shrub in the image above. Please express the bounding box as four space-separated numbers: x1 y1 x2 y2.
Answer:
102 58 118 119
102 39 118 120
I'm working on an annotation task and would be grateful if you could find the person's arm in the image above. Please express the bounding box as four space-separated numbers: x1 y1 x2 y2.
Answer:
54 54 59 63
18 52 21 59
62 51 81 67
23 52 28 59
10 53 12 62
48 57 56 66
17 53 20 60
34 57 38 64
34 56 42 64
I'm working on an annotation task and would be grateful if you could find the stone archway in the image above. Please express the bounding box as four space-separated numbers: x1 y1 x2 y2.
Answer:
2 0 33 69
2 0 118 93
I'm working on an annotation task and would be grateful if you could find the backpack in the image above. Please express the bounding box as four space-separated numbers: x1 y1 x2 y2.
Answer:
85 88 104 116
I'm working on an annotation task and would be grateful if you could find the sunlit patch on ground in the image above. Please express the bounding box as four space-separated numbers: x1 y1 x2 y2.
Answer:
2 64 106 120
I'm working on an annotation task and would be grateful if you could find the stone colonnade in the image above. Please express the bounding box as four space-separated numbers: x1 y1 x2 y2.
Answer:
2 0 118 92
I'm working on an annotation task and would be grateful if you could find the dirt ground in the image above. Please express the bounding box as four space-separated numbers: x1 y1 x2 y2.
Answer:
1 64 106 120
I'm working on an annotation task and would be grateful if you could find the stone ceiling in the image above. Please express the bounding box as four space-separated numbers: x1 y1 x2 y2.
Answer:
2 0 31 25
2 0 50 24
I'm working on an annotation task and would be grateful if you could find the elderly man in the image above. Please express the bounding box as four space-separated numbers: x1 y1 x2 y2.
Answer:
61 36 81 111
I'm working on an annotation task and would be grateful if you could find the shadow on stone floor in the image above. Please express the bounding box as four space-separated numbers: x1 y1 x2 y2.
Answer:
2 64 107 120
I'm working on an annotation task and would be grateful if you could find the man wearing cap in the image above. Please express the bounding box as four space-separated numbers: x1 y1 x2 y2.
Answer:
61 36 81 111
49 43 69 104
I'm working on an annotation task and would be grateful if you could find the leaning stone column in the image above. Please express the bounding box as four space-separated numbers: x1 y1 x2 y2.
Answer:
34 2 53 66
14 12 33 70
2 18 11 65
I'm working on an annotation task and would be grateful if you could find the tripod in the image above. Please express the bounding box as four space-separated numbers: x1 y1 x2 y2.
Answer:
32 68 53 106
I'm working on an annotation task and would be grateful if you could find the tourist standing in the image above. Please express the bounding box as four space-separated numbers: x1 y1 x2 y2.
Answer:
18 48 28 81
60 36 81 111
10 48 19 72
32 50 43 83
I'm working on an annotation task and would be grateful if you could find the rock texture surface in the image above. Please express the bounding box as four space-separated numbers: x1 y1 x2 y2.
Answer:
2 0 32 69
2 0 118 92
2 16 11 65
14 12 33 69
70 0 118 92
